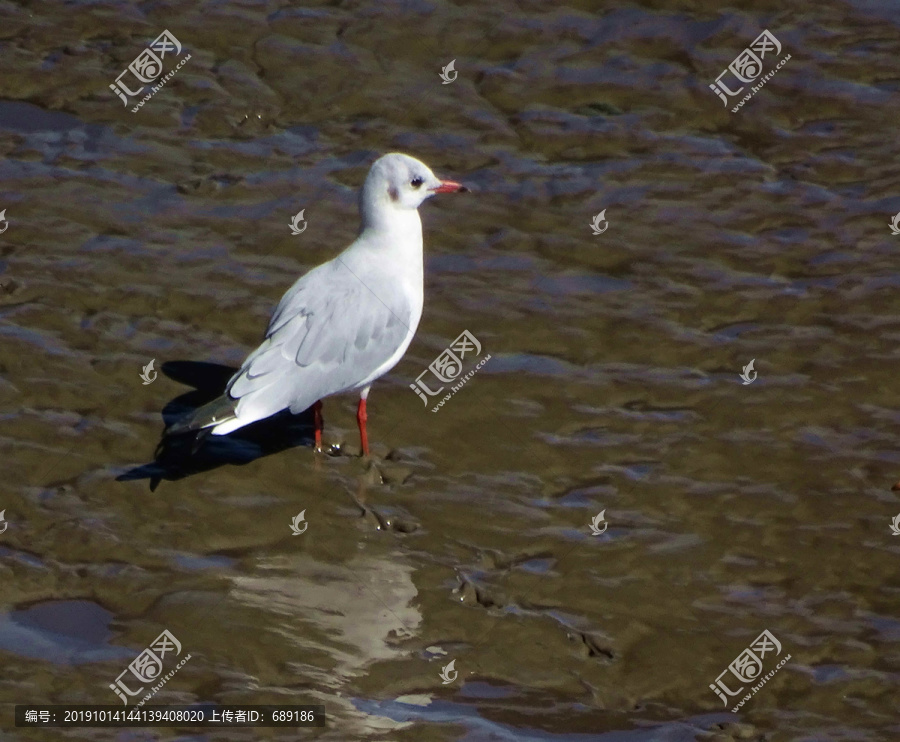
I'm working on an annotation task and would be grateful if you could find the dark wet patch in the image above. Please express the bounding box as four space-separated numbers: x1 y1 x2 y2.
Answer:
170 553 236 571
0 100 84 133
0 545 47 569
0 600 131 665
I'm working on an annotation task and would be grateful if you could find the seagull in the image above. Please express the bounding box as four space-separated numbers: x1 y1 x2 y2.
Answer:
166 153 467 455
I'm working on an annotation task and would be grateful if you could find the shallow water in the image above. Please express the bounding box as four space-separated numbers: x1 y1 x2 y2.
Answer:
2 0 900 740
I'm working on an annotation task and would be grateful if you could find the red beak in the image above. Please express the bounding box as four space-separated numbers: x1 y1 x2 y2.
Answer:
430 180 468 193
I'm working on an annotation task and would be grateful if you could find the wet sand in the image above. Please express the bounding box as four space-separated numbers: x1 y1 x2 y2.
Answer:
1 0 900 740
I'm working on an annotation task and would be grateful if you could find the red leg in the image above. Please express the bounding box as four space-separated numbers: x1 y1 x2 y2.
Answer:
356 398 369 456
313 400 323 451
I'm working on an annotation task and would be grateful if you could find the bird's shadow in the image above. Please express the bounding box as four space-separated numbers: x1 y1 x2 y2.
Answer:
117 361 316 491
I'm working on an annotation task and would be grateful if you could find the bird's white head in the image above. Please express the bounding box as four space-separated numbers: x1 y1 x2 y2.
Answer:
359 153 466 229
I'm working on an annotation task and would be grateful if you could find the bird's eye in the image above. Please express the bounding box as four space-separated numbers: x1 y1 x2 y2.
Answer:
410 177 424 189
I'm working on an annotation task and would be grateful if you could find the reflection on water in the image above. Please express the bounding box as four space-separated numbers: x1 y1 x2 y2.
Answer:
231 552 421 736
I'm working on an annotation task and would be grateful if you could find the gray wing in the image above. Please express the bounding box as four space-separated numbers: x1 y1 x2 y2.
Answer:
224 259 413 427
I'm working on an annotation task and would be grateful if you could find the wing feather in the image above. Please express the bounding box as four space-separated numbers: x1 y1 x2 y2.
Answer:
222 259 413 427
